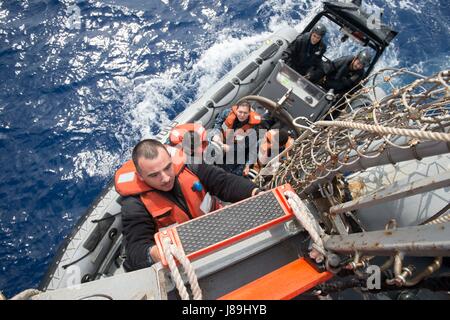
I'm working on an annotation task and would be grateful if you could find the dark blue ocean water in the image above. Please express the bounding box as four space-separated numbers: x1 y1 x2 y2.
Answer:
0 0 449 297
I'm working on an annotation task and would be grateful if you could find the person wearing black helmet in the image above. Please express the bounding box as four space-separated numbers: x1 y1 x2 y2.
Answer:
322 49 371 94
286 23 327 82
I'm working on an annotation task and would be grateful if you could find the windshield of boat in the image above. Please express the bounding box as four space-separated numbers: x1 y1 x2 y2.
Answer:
312 16 377 69
276 65 325 107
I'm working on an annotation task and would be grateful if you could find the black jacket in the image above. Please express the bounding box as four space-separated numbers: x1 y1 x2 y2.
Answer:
121 163 257 271
287 32 326 75
324 55 365 94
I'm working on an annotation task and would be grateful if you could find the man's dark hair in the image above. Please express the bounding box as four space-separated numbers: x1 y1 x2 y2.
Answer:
132 139 168 173
236 100 251 111
278 129 291 146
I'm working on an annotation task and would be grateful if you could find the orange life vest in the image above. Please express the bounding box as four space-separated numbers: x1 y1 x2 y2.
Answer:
115 146 213 229
260 130 294 155
256 131 294 170
169 123 207 147
221 105 262 142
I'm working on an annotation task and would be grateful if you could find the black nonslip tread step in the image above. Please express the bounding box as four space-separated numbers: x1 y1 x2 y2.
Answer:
176 191 287 255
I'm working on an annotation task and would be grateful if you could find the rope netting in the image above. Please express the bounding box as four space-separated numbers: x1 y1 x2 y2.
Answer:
256 68 450 196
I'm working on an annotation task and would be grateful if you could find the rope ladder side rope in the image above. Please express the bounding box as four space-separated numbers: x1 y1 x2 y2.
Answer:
161 236 202 300
313 120 450 143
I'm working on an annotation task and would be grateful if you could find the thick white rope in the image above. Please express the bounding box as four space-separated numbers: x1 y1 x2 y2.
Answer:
314 120 450 143
161 236 202 300
284 191 326 258
161 237 190 300
169 245 203 300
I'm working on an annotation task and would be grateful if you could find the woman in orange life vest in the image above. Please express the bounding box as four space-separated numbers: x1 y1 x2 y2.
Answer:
115 139 260 271
210 100 263 175
244 129 294 176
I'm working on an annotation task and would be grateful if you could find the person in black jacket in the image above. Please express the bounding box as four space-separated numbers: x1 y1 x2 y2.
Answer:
286 23 327 83
118 140 260 271
322 50 371 94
